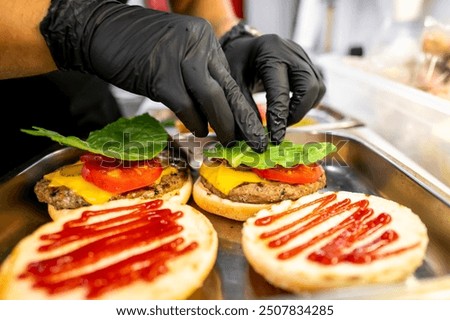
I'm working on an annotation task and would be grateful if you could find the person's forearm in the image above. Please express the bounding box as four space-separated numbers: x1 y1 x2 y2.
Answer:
0 0 239 80
169 0 240 38
0 0 57 79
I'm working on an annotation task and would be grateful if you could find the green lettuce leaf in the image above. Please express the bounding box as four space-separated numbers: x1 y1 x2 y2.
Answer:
21 114 168 161
203 140 337 169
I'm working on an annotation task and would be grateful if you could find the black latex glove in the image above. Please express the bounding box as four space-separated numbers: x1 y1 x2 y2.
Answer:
40 0 268 152
220 22 326 144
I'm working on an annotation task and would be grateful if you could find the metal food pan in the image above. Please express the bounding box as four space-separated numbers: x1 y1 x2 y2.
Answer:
179 130 450 299
0 130 449 299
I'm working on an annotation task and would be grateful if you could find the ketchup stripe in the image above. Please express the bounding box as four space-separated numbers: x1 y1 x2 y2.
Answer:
266 199 368 247
255 194 419 265
277 207 373 260
260 198 350 239
42 205 170 238
305 212 392 264
68 199 164 226
255 193 337 226
39 209 179 252
20 199 199 299
26 223 183 277
86 241 198 299
31 238 197 298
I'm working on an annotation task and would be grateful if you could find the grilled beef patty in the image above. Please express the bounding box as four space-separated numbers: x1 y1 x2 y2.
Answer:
200 173 326 204
34 156 189 210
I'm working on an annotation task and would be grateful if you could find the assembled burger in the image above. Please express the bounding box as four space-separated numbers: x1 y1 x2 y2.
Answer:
22 114 192 220
193 140 336 221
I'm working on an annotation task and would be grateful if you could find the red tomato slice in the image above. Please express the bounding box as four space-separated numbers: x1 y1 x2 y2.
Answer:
251 164 324 184
80 153 163 194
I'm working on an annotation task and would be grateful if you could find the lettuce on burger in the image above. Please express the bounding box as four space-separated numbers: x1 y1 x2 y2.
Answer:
193 140 336 221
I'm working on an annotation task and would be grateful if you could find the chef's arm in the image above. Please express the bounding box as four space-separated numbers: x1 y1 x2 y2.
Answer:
0 0 56 79
169 0 240 38
0 0 240 80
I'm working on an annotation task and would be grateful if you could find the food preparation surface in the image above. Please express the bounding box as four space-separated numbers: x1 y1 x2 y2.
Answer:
1 130 449 299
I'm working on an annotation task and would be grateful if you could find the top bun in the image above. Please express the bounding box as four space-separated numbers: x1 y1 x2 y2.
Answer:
0 198 217 300
242 191 428 292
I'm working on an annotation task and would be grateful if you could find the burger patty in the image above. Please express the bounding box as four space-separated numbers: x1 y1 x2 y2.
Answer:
200 173 326 204
34 167 189 210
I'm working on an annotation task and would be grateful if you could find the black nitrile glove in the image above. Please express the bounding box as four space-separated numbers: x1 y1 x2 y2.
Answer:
220 22 326 144
40 0 268 152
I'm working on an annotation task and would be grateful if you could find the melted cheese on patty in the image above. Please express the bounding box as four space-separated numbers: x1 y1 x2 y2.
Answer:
199 162 265 195
45 162 176 205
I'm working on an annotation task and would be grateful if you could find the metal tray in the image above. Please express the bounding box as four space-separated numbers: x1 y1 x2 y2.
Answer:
1 130 449 299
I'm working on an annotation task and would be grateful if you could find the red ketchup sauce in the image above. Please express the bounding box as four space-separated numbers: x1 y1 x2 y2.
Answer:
254 194 419 264
19 199 198 298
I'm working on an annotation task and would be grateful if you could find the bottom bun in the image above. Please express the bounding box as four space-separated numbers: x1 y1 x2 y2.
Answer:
48 174 193 221
192 178 274 221
0 197 217 300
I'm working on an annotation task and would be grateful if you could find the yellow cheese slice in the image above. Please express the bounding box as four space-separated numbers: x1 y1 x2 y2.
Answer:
199 162 265 195
45 162 177 205
45 163 113 205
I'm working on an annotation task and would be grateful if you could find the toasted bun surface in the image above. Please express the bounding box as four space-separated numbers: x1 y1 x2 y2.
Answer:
192 178 274 221
242 191 428 292
48 174 192 221
0 198 217 300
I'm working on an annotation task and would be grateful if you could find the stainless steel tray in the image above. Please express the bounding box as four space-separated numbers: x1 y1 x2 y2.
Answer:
1 130 449 299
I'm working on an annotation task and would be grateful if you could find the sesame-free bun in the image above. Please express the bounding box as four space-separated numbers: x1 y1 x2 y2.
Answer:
0 198 217 300
192 178 274 221
242 191 429 292
48 174 192 221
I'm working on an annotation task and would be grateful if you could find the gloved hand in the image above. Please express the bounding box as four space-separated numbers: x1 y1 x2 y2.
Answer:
39 0 268 152
220 22 326 144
